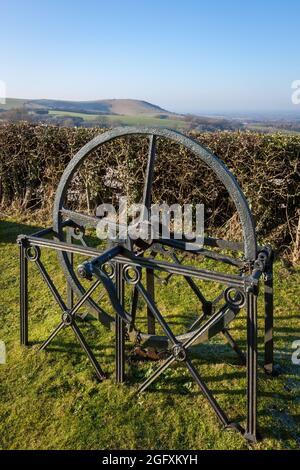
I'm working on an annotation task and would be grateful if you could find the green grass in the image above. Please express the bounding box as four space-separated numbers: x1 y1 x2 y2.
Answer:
0 218 300 450
48 110 188 129
49 110 102 121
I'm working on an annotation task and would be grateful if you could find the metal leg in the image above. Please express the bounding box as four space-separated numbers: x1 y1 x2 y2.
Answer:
142 134 156 337
146 268 155 334
245 291 258 443
264 264 274 375
115 263 125 383
20 243 28 346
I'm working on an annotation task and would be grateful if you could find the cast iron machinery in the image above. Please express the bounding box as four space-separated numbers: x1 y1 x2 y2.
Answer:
17 127 275 443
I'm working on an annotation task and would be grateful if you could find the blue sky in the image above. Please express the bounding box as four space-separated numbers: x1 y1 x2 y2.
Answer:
1 0 300 113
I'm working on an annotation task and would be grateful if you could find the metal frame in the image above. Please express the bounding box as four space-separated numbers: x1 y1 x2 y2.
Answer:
17 226 274 443
17 127 276 444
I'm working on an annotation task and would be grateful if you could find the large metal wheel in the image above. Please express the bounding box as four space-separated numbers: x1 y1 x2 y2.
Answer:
53 127 257 348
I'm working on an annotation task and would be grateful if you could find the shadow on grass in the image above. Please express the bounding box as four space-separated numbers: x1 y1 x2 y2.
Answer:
2 218 300 449
0 218 43 243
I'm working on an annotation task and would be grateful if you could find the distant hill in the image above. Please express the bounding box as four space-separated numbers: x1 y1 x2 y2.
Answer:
2 97 174 117
0 97 245 132
0 98 28 111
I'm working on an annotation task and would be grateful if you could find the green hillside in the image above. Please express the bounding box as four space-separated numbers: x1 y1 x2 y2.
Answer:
48 110 187 128
1 97 174 117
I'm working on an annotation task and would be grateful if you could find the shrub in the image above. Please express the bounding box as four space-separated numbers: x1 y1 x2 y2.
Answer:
0 122 299 261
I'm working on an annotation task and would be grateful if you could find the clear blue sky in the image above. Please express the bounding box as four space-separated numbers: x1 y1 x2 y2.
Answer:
1 0 300 113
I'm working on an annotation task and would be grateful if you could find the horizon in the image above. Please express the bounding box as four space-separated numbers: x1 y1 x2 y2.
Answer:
4 96 300 119
1 0 300 114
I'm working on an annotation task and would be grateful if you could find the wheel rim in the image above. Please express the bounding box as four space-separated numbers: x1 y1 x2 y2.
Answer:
53 126 257 343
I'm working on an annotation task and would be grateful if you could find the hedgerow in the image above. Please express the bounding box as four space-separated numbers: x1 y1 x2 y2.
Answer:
0 122 299 261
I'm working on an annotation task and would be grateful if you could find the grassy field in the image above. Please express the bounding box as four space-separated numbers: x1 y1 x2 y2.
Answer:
0 218 299 450
48 110 188 129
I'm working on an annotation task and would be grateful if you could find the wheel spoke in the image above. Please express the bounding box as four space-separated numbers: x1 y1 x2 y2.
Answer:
142 135 156 210
61 208 101 229
60 207 131 245
156 238 243 267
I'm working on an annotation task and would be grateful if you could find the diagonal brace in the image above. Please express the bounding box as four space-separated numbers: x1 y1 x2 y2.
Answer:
136 297 244 433
38 276 106 381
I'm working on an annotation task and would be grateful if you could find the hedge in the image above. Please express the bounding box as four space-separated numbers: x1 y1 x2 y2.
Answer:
0 122 299 261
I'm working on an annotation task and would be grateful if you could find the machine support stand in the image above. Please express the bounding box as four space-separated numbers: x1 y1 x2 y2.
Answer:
245 290 258 443
19 239 28 346
17 127 277 443
115 263 125 383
